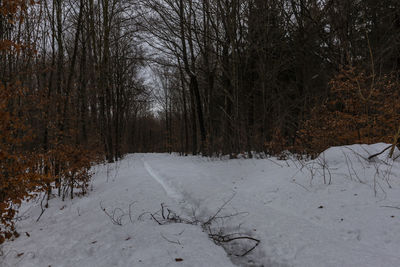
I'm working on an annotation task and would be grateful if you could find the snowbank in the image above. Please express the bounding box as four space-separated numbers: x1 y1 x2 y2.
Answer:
318 143 400 166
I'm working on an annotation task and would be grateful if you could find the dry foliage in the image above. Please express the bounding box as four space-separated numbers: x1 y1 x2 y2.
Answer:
0 83 39 243
0 0 100 244
296 65 400 156
0 82 99 243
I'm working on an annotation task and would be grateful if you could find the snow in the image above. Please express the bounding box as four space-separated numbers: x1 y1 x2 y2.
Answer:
1 158 234 267
143 159 184 201
2 143 400 266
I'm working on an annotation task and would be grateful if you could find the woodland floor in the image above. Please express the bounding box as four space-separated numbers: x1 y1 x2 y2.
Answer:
2 143 400 267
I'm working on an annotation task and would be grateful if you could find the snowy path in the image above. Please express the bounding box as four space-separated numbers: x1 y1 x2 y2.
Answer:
140 150 400 267
3 145 400 267
1 155 234 267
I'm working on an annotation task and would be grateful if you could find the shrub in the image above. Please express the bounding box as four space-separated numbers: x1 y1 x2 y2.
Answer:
296 65 400 156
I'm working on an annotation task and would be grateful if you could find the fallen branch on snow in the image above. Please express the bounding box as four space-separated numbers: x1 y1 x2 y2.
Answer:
149 195 260 258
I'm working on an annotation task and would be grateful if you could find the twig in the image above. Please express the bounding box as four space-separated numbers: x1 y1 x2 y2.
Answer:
160 233 181 245
100 201 136 225
389 126 400 158
213 211 249 221
368 145 392 160
380 205 400 210
204 193 236 226
291 180 311 192
100 202 123 226
137 211 151 221
209 234 261 257
15 207 31 222
36 193 47 222
266 157 284 168
151 213 163 225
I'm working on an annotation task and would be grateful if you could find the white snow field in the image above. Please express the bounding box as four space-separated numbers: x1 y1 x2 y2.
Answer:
2 143 400 267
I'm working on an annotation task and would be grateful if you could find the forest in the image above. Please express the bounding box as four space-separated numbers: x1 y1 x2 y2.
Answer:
1 0 400 245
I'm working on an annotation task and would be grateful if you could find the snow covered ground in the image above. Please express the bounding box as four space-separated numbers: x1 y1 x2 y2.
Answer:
2 143 400 266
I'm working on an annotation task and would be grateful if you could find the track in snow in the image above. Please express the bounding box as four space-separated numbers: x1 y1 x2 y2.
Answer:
142 158 184 201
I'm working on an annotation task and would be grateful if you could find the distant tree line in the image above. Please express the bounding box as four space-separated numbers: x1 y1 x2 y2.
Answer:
139 0 400 156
